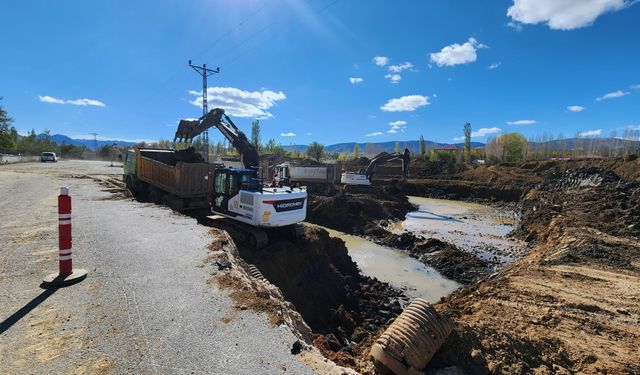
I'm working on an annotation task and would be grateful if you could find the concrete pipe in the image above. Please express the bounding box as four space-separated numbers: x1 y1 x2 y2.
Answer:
369 298 454 375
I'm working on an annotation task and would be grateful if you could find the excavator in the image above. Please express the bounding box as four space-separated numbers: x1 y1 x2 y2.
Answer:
341 149 410 187
175 108 307 248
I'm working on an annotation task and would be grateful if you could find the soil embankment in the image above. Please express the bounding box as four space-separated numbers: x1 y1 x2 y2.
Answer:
235 227 406 369
430 166 640 374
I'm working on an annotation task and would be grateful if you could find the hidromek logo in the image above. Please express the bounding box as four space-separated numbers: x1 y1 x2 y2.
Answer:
271 198 305 212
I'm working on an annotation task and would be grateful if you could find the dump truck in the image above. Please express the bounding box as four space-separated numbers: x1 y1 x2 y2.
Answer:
274 163 339 192
123 147 218 210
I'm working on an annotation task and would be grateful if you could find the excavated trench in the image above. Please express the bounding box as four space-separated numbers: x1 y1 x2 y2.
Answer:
233 227 406 368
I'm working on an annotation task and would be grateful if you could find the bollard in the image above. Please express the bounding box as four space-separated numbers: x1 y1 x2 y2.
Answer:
42 187 87 287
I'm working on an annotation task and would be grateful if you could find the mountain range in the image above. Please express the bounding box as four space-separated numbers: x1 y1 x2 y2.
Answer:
36 134 137 148
284 141 486 154
34 134 639 154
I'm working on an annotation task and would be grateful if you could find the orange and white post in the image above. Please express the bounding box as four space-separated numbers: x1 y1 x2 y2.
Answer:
42 187 87 287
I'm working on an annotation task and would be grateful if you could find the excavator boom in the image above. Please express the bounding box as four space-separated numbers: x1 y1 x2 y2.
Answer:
174 108 259 169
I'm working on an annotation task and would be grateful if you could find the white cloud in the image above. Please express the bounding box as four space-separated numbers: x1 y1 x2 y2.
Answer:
306 132 312 136
488 62 501 70
388 120 408 133
349 77 364 84
631 84 640 90
507 119 536 125
507 0 634 30
189 86 285 119
388 62 413 73
373 56 389 66
280 132 296 137
567 105 585 112
596 90 629 101
366 132 384 137
454 127 503 141
384 74 402 84
507 21 523 31
429 38 487 67
39 95 105 107
381 95 430 112
39 95 65 104
473 127 502 137
579 129 602 137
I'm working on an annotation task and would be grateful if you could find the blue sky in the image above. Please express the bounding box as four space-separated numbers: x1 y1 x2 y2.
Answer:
1 0 639 145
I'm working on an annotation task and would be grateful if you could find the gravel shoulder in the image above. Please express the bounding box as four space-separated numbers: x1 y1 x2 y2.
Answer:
0 160 318 375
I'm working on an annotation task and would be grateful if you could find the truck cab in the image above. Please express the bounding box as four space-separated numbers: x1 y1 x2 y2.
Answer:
274 163 291 187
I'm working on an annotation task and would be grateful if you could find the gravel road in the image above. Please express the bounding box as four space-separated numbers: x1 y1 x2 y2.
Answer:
0 160 318 374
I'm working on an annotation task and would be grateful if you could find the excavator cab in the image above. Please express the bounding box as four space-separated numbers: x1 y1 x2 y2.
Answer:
210 168 260 212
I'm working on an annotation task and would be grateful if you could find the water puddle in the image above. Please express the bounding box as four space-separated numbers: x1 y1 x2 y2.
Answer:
311 225 461 302
393 196 525 265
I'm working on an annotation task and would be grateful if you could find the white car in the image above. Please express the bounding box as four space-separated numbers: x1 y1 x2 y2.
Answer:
40 152 58 162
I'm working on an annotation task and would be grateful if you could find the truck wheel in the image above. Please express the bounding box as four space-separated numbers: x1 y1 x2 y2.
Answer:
125 176 134 194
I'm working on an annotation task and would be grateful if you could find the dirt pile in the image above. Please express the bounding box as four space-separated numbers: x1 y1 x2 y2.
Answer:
306 185 414 234
395 155 640 203
514 167 640 245
429 166 640 374
236 226 405 369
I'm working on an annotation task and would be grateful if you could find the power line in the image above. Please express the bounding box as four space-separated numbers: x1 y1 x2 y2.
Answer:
219 0 341 67
192 0 276 60
140 1 276 109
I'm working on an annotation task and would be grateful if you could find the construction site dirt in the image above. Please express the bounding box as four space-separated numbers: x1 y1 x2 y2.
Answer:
304 156 640 373
154 155 640 373
16 156 638 374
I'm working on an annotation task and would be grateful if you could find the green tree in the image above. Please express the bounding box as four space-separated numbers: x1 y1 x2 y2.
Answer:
419 135 426 159
306 141 325 162
353 143 359 159
486 132 528 162
251 120 261 152
463 122 472 163
0 97 18 153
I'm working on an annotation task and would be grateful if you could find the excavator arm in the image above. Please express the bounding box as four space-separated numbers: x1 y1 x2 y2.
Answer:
363 152 402 180
174 108 259 169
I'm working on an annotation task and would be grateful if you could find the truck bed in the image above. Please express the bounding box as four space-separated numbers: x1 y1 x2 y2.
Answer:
136 150 215 198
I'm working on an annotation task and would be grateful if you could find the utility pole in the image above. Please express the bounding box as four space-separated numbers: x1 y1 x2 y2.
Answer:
89 133 98 150
188 60 220 162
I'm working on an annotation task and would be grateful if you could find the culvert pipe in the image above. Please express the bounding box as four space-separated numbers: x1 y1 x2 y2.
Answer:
369 298 453 375
247 264 267 282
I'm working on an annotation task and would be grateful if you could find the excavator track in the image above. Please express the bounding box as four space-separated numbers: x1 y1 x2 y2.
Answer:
205 215 269 249
204 216 305 250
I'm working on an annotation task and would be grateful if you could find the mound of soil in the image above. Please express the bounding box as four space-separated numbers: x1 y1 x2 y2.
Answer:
394 155 640 203
306 185 414 234
237 227 405 369
428 166 640 374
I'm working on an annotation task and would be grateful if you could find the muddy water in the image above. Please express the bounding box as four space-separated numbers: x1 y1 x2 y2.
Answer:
394 196 525 265
311 225 461 302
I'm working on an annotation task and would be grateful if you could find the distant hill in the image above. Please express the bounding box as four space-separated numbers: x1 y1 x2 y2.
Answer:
528 137 640 151
36 134 136 149
284 140 485 155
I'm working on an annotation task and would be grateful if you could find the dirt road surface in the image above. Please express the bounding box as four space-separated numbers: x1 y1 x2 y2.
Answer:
0 160 319 374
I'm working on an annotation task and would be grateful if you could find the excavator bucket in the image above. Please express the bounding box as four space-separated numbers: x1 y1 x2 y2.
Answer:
173 108 225 143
